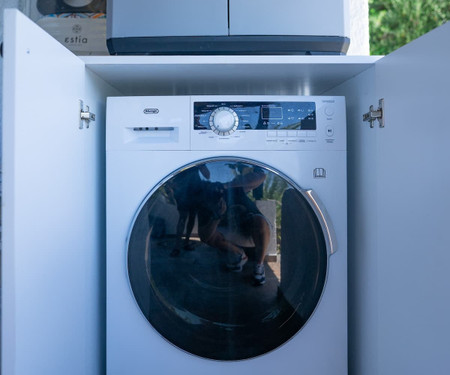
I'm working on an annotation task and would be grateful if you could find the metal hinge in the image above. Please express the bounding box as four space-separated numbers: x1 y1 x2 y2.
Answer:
363 98 384 128
79 100 96 129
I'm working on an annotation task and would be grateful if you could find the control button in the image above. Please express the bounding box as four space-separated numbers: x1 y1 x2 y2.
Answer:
324 106 335 117
277 131 287 137
297 130 308 137
307 131 316 137
267 131 277 138
326 126 334 137
287 131 297 138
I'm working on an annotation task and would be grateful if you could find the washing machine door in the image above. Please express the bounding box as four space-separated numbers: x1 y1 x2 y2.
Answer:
127 157 334 361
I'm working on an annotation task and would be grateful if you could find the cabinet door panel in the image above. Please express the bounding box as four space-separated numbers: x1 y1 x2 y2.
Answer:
374 22 450 375
326 21 450 375
2 9 103 375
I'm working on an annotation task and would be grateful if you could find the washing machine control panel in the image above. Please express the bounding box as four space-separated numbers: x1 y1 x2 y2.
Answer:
106 95 345 151
191 96 345 151
195 101 317 135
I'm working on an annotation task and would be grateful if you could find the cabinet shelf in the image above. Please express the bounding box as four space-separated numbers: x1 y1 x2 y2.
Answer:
82 55 381 96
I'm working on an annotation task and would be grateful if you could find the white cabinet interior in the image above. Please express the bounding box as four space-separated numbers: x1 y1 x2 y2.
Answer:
3 8 450 375
81 55 380 96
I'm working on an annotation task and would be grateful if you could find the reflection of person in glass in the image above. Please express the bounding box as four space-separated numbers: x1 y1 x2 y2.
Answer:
169 165 210 257
198 166 270 286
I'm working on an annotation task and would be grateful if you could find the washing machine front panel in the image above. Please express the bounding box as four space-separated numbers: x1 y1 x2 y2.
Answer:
127 157 330 360
106 95 347 373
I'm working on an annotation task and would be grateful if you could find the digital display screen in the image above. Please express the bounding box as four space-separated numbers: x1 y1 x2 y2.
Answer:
261 106 283 120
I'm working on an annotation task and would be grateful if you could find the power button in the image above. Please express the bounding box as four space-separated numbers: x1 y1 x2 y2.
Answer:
324 106 335 117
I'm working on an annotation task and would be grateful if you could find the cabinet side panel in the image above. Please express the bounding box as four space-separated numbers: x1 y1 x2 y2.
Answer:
2 9 105 375
2 9 18 375
375 22 450 375
325 66 379 375
83 69 121 375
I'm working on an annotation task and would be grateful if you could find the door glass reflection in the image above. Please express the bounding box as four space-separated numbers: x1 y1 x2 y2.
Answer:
127 158 328 360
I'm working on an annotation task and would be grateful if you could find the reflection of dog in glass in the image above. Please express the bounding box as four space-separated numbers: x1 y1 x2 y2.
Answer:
169 165 210 257
197 167 270 286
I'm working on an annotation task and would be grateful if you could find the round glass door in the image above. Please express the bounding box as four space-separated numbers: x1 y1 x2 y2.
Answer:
127 158 329 360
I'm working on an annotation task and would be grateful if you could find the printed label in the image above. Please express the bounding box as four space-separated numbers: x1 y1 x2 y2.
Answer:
36 15 108 55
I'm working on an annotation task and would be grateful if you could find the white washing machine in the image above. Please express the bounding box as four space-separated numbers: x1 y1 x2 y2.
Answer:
106 95 347 374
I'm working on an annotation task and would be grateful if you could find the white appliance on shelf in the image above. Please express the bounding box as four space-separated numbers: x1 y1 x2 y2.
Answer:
106 95 347 374
106 0 350 55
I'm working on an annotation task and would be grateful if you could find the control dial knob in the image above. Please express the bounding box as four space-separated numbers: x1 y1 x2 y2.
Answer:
209 107 239 135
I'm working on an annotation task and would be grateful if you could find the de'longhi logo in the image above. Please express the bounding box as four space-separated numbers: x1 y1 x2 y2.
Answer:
143 108 159 114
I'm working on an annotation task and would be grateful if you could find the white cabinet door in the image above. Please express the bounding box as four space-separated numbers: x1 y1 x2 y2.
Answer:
328 21 450 375
2 9 108 375
374 22 450 375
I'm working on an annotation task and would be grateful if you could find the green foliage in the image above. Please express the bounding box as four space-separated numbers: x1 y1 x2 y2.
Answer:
369 0 450 55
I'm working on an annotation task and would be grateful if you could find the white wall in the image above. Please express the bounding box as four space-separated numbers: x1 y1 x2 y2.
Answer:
348 0 370 55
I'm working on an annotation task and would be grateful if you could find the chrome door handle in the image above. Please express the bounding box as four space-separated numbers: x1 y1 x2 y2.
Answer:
301 189 337 255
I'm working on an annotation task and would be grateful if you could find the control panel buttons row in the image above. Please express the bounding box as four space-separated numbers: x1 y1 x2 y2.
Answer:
267 130 317 138
266 128 335 138
269 130 317 138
